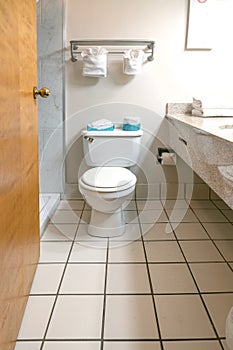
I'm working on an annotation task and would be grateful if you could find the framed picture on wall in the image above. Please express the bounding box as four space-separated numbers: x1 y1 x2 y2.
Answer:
186 0 212 50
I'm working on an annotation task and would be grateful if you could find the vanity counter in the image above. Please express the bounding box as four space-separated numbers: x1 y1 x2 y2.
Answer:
165 113 233 209
166 114 233 144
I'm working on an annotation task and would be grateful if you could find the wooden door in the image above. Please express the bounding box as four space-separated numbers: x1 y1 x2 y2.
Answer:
0 2 40 350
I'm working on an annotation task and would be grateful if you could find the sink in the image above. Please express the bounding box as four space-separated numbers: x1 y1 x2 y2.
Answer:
219 124 233 129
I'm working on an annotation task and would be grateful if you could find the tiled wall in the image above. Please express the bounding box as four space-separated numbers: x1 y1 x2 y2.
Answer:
37 0 64 193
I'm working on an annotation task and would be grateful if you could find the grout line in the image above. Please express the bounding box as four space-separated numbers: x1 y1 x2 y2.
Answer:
136 200 164 350
39 213 81 350
188 206 233 274
171 225 225 350
20 199 232 347
100 239 109 350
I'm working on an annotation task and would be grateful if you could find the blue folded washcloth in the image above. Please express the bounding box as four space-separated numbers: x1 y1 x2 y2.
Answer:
122 123 140 131
87 119 114 131
122 117 141 131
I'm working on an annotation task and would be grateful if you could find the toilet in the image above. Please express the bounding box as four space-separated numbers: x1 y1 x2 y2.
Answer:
78 124 143 237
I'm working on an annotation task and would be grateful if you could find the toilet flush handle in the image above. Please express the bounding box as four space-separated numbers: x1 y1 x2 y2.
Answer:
84 136 94 143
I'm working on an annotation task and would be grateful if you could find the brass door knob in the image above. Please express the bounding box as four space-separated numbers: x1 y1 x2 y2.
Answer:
33 86 50 99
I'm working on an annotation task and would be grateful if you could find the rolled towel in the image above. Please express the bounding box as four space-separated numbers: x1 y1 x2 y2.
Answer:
123 50 144 75
87 119 114 131
122 117 141 131
191 97 203 116
81 47 108 77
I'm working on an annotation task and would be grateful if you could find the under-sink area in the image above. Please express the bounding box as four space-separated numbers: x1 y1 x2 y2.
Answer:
165 107 233 210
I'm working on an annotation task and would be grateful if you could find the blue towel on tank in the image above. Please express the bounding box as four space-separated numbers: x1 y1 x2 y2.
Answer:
87 125 115 131
122 117 141 131
122 123 140 131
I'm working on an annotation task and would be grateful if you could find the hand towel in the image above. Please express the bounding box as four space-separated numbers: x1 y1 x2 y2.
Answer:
81 47 108 77
87 119 114 131
123 49 144 75
122 117 141 131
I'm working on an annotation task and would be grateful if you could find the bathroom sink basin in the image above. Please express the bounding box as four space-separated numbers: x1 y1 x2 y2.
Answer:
219 124 233 129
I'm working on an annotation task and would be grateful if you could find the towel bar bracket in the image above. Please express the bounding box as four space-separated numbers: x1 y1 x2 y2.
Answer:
70 39 155 62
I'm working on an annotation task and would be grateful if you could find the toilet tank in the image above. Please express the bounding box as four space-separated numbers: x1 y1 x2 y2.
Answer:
82 124 143 167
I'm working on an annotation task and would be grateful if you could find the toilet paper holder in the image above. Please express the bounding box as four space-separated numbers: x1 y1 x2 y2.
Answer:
157 147 175 164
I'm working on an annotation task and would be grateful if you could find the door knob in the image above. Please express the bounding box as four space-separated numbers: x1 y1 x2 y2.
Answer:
33 86 50 99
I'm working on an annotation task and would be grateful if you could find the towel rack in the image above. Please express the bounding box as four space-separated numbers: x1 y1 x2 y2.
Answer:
70 39 155 62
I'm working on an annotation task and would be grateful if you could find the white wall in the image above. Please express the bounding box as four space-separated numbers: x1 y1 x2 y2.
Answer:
65 0 233 192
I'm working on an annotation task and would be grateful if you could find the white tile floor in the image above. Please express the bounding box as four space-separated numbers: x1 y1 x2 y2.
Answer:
16 199 233 350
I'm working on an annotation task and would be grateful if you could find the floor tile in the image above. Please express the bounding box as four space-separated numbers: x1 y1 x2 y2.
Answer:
108 241 145 263
163 340 222 350
145 241 185 262
172 222 209 240
189 200 216 209
75 224 108 242
203 293 233 337
30 264 65 294
137 200 163 210
124 200 137 210
166 209 198 223
109 224 141 242
179 241 224 262
15 342 41 350
203 223 233 240
213 200 230 210
193 209 228 222
162 199 188 210
69 242 107 263
43 342 100 350
149 264 197 293
80 210 91 223
142 223 175 240
222 210 233 222
103 341 161 350
84 202 91 210
138 210 168 224
221 339 229 350
50 210 82 224
106 264 150 294
104 295 159 339
60 264 105 294
17 296 55 339
215 241 233 261
155 295 215 338
41 223 78 241
190 263 233 292
123 210 139 224
39 242 72 263
57 200 85 210
46 295 103 339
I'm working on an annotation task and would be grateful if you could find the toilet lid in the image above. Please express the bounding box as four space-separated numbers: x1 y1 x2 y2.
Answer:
81 167 134 189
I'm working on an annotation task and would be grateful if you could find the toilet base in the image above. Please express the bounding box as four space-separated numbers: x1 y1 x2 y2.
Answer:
88 208 125 238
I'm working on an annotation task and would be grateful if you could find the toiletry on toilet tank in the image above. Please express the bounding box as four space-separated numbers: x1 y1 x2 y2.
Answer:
122 117 141 131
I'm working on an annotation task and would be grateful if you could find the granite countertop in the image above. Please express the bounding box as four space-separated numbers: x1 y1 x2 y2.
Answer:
166 113 233 144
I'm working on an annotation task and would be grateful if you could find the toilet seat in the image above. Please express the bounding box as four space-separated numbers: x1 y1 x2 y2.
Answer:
80 167 136 192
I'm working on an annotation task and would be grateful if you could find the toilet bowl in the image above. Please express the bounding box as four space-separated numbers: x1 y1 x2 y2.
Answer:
78 124 143 238
79 167 136 237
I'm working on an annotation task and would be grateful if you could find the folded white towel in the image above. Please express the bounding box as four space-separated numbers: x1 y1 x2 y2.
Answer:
123 49 144 75
87 119 114 131
89 119 113 128
81 47 108 77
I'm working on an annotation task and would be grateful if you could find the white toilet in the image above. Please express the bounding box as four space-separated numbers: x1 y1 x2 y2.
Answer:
78 124 143 237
